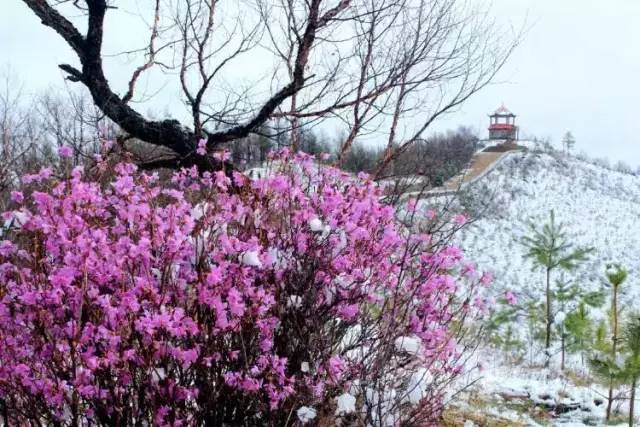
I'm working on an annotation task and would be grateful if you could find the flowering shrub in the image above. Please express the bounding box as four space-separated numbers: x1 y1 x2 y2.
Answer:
0 149 490 426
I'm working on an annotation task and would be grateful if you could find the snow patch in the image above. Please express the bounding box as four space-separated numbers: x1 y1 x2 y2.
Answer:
394 336 422 356
335 392 357 415
309 217 324 232
296 406 317 423
240 251 262 268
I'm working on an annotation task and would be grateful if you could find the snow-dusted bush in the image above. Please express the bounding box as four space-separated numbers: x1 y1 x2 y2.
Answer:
0 149 489 426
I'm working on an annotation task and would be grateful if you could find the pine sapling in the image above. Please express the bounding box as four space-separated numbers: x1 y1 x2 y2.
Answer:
522 210 593 367
554 276 579 371
605 264 628 422
621 315 640 427
564 302 593 368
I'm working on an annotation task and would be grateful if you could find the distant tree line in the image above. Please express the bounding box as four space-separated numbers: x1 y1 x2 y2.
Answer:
201 120 480 188
338 126 479 185
1 69 479 207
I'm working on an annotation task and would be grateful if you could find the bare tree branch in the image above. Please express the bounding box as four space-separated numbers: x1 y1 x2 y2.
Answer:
20 0 517 172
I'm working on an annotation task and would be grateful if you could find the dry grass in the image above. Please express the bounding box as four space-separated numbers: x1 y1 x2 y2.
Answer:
440 392 529 427
441 406 527 427
563 369 594 388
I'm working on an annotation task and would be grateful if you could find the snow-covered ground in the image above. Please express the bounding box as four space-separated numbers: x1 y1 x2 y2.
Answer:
216 148 640 425
459 149 640 305
451 351 629 427
443 149 640 426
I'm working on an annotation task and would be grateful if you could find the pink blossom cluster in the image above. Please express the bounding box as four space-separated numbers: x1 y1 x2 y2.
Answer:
0 149 490 425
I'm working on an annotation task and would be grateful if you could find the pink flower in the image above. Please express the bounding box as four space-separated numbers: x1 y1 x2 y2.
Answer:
205 267 223 285
102 139 115 151
326 356 345 382
176 348 199 369
213 150 231 161
461 263 477 278
227 288 245 317
336 304 359 321
58 145 73 158
0 240 16 256
48 267 76 287
480 271 493 286
0 152 486 425
453 213 467 226
504 291 518 305
10 191 24 204
196 138 207 155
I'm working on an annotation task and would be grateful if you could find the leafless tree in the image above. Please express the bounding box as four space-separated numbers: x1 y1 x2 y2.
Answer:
37 88 119 163
20 0 518 173
0 70 46 208
0 68 124 207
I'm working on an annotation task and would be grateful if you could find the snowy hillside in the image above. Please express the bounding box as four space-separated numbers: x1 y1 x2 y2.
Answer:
458 149 640 304
442 149 640 426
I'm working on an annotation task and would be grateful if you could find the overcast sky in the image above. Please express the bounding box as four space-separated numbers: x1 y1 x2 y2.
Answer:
2 1 640 166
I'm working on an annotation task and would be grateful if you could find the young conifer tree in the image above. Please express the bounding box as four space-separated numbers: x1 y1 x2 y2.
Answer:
564 302 593 367
606 264 628 421
590 313 640 427
559 286 604 370
554 276 578 371
562 131 576 153
589 264 629 423
522 210 593 366
621 315 640 427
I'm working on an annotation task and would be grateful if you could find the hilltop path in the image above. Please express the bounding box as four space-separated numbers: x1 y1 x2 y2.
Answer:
429 142 525 195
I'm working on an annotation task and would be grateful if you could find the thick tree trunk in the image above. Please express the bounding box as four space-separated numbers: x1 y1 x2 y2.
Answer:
21 0 331 172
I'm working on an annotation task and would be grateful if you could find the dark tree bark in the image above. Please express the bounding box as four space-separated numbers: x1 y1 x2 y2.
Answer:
20 0 347 171
20 0 516 173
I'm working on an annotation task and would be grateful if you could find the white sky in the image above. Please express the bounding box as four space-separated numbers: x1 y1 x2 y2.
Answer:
2 0 640 166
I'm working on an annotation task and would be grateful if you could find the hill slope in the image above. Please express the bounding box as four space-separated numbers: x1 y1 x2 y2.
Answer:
458 149 640 303
446 149 640 426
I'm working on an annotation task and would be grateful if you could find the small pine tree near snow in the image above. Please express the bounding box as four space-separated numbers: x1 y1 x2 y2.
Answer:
487 301 525 362
554 277 605 371
521 210 593 365
562 131 576 153
564 302 595 368
620 315 640 427
554 276 578 371
593 320 611 354
590 313 640 427
590 263 628 423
